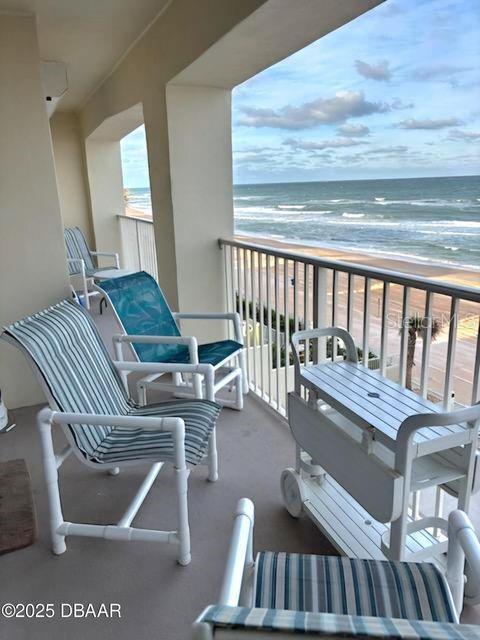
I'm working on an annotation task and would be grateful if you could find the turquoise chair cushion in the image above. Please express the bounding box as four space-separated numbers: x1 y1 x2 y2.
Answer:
100 272 242 366
167 339 243 366
100 271 184 362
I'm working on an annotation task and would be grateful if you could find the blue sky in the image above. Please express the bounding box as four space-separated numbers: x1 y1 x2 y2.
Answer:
121 0 479 186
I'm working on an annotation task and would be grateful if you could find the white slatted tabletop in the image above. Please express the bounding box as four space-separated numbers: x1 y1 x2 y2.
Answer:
299 361 469 453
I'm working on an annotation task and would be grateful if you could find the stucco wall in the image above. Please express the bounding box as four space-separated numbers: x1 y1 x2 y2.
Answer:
0 14 71 408
50 111 93 244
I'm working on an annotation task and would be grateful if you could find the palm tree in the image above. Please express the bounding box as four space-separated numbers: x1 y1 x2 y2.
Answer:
405 314 440 390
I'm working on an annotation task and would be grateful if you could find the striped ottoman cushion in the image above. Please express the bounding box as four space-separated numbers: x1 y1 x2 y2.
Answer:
254 552 456 623
198 606 476 639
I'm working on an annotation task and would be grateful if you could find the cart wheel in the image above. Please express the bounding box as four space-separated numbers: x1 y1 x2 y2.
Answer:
281 468 305 518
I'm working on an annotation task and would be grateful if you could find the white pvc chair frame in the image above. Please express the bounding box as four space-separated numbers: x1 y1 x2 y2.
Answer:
3 334 218 566
99 284 248 410
67 248 120 311
193 499 480 639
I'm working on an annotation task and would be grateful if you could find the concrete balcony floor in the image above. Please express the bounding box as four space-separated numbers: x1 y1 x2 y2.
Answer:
1 299 479 639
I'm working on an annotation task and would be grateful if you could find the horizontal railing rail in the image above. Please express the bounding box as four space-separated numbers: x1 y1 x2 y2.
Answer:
219 236 480 419
117 213 157 280
220 237 480 304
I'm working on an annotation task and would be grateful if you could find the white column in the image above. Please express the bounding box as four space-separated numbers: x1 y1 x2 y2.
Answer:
0 13 70 408
84 139 125 263
165 84 233 341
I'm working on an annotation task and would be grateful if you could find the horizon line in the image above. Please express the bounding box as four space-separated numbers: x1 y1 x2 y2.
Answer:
125 172 480 189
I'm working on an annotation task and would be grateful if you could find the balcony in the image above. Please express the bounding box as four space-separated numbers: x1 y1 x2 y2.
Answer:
1 1 480 638
2 230 480 638
2 285 480 637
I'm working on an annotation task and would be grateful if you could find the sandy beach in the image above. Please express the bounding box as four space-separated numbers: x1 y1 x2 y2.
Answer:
120 205 479 405
234 234 479 406
236 234 480 289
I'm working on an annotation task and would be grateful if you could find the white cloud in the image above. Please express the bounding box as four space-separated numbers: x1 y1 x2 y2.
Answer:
448 129 480 141
283 137 365 150
337 123 370 137
354 59 392 81
398 117 461 130
238 91 393 129
412 64 471 81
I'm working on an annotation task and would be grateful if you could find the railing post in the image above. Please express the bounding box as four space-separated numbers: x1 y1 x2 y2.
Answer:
135 220 143 271
218 238 480 415
443 297 459 410
313 265 328 363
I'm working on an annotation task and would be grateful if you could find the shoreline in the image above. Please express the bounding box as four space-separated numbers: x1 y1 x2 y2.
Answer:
235 233 480 289
121 207 480 288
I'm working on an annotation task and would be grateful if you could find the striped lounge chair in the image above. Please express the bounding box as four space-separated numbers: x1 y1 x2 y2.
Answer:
96 271 247 409
1 299 222 565
64 226 133 310
193 499 480 638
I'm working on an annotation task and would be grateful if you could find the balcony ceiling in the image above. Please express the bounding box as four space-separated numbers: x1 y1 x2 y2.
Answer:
0 0 171 110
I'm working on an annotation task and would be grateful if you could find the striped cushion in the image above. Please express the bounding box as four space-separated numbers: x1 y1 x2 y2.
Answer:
198 605 478 639
4 300 220 464
64 227 95 275
93 400 221 464
6 300 130 456
254 552 456 623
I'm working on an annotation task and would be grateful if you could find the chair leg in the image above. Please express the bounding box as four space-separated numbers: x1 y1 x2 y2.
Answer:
175 466 191 565
38 410 66 555
193 373 203 400
235 372 244 410
207 427 218 482
137 382 147 406
238 351 249 394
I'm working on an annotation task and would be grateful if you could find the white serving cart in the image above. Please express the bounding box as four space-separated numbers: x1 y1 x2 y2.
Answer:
282 327 480 563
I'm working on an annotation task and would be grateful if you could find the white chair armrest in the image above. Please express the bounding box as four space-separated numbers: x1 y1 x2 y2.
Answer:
219 498 255 607
113 360 215 400
90 251 120 269
447 510 480 612
45 408 187 470
49 408 183 433
112 333 199 364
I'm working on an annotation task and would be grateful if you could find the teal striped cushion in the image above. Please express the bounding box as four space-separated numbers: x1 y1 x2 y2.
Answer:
199 605 477 639
93 400 221 464
254 552 455 623
5 300 220 464
6 300 129 456
64 227 95 275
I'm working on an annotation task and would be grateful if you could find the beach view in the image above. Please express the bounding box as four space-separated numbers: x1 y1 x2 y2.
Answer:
120 0 479 408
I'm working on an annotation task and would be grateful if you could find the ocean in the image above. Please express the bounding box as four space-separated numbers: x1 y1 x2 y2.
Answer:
128 175 480 270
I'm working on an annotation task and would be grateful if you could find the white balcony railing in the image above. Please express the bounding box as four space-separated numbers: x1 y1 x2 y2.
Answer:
220 237 480 418
117 214 157 279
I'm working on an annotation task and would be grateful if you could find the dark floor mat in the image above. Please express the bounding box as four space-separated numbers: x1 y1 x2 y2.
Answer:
0 459 36 554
